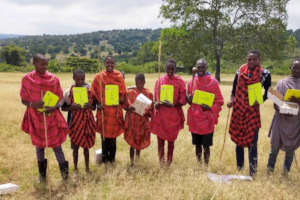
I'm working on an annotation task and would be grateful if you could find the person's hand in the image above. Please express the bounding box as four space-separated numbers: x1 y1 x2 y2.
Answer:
253 101 259 106
31 101 44 109
187 95 193 105
97 103 104 110
227 101 233 108
201 104 211 111
44 103 59 113
290 96 300 105
119 95 125 105
71 103 81 110
125 105 135 112
161 100 174 107
83 103 93 109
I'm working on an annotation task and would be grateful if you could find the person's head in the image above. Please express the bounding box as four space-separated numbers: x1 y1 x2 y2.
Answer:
165 59 176 77
73 69 85 87
246 50 260 69
195 58 208 76
33 54 48 75
104 56 115 72
135 73 145 91
290 59 300 78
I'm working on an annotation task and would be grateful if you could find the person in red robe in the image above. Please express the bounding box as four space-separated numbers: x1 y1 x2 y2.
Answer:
151 59 187 166
20 54 69 182
187 59 224 165
91 56 126 163
62 69 96 172
124 73 153 166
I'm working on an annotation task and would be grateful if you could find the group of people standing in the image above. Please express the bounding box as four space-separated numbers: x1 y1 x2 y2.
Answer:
20 50 300 183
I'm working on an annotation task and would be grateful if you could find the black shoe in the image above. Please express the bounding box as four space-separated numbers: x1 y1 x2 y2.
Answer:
38 159 47 183
59 161 69 180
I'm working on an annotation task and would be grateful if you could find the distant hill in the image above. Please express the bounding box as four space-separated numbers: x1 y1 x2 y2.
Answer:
0 29 161 62
0 34 24 40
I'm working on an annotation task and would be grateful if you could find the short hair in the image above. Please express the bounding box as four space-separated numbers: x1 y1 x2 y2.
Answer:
247 50 260 58
135 73 145 81
166 58 176 66
196 58 207 65
73 69 85 77
104 56 114 62
33 54 48 64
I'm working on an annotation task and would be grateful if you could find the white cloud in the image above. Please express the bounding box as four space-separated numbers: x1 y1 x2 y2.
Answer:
0 0 299 35
287 0 300 30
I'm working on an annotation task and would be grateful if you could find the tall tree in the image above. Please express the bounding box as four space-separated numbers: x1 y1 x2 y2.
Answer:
0 45 26 66
160 0 289 81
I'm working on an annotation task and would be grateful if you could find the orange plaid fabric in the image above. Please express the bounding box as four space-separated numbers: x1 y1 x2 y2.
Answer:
91 70 126 138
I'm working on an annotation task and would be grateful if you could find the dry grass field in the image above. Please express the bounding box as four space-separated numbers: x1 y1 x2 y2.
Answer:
0 72 299 200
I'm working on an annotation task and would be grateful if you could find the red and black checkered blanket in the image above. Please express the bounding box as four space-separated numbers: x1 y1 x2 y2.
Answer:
229 64 262 147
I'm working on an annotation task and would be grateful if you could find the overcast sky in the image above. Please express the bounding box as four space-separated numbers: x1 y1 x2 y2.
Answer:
0 0 299 35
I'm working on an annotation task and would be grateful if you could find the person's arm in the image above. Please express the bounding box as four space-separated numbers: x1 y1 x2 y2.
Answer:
227 72 238 108
263 71 272 101
21 99 44 109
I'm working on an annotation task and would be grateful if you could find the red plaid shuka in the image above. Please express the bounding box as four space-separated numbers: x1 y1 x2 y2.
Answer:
124 87 153 150
69 86 96 149
229 64 262 147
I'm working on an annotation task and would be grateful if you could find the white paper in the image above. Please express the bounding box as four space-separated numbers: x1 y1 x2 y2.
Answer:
207 173 252 184
131 94 152 116
268 91 299 116
0 183 19 194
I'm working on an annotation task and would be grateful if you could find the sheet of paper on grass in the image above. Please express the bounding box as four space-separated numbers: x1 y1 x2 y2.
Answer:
160 85 174 104
73 87 88 107
0 183 19 194
284 89 300 101
207 173 252 184
192 90 215 107
38 91 59 112
131 93 152 116
248 82 263 106
105 85 119 106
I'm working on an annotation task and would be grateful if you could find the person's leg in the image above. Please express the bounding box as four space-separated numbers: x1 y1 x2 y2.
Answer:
101 137 109 163
83 148 90 172
203 145 210 165
136 149 140 160
72 143 79 171
110 138 117 162
53 146 68 180
267 146 279 173
157 137 165 164
283 150 294 175
236 145 244 170
167 141 174 166
195 145 202 163
36 147 47 182
248 131 258 176
130 147 135 165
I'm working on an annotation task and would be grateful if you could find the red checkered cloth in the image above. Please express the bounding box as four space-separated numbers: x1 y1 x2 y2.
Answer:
229 64 262 147
69 86 96 149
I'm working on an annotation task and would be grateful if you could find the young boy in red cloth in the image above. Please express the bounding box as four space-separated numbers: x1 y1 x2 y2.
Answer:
91 56 127 163
124 73 153 166
62 69 96 172
151 59 187 166
20 54 69 182
187 59 224 165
